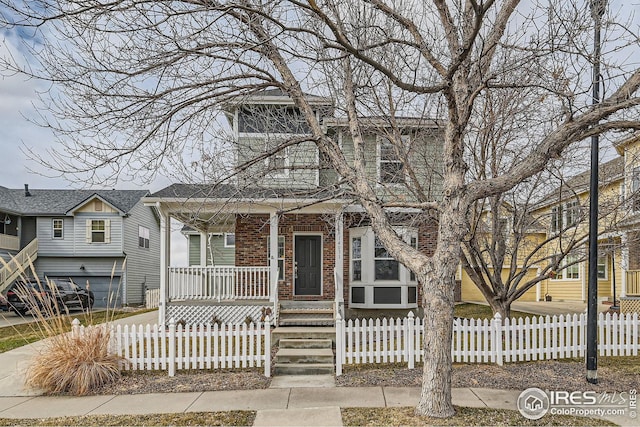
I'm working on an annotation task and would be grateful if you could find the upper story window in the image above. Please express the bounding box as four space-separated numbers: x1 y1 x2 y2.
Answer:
86 219 111 244
550 200 581 233
378 137 406 184
224 233 236 248
632 167 640 211
265 142 289 177
352 236 362 281
138 226 150 249
52 219 64 239
267 236 285 281
238 105 310 134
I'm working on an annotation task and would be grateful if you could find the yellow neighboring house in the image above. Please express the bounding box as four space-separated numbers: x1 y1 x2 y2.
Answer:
461 132 640 312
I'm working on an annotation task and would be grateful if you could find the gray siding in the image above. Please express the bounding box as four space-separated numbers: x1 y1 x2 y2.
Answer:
37 214 124 257
188 234 235 266
236 137 318 188
123 199 160 305
207 235 235 265
188 234 200 266
339 129 443 202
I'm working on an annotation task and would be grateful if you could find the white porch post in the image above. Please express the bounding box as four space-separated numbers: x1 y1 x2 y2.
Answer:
199 232 207 266
269 212 279 308
621 234 628 297
334 211 344 317
158 205 171 326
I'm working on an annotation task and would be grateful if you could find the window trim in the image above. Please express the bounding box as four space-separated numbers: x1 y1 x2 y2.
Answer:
551 253 581 281
224 232 236 248
267 235 285 281
632 166 640 212
138 225 150 249
377 136 408 185
597 254 609 280
264 141 290 178
52 218 64 240
86 219 111 244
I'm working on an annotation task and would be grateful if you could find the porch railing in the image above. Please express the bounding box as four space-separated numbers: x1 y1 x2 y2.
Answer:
0 233 19 251
626 270 640 296
168 266 270 301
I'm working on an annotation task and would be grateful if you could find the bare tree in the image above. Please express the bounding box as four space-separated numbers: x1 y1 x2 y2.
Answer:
2 0 640 418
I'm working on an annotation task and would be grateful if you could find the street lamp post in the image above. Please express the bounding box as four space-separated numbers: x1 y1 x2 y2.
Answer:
587 0 606 385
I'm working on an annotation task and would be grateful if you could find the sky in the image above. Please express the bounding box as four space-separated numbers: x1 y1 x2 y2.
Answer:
0 40 189 265
0 0 638 265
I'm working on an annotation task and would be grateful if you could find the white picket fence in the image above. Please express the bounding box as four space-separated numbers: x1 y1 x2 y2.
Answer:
145 288 160 309
72 317 271 377
335 312 640 375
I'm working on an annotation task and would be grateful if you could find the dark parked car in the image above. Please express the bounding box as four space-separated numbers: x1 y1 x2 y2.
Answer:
6 280 94 316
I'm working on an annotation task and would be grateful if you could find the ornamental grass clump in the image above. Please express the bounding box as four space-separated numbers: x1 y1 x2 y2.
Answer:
25 324 123 395
6 258 126 395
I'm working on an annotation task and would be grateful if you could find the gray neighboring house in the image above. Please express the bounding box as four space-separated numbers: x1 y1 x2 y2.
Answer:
0 185 160 307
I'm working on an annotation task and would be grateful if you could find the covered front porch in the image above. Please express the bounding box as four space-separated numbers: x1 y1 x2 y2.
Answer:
144 190 347 326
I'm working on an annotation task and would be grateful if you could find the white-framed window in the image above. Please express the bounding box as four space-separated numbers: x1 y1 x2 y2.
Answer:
597 255 608 280
550 205 563 233
550 200 581 232
267 236 285 281
409 235 418 282
52 218 64 239
86 219 111 244
264 141 289 178
224 233 236 248
378 136 406 184
565 200 580 227
552 253 580 280
374 237 400 281
632 167 640 211
138 226 150 249
351 236 362 281
350 227 418 283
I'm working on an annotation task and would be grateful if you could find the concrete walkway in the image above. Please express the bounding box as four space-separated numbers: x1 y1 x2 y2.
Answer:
0 310 633 426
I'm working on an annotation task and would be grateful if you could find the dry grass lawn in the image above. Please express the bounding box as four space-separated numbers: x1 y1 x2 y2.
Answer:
341 406 617 426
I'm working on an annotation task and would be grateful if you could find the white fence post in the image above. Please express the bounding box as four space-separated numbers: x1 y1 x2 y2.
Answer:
492 313 503 366
71 318 81 338
335 313 343 376
264 315 271 377
168 317 176 377
407 312 415 369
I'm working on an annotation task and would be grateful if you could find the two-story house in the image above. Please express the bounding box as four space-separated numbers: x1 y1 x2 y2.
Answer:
460 132 640 313
145 90 444 325
0 186 160 308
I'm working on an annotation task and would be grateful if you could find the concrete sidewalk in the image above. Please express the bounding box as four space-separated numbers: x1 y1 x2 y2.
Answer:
0 309 633 426
0 385 520 424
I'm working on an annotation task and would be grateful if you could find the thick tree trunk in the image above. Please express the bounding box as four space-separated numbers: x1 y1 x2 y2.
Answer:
415 206 466 418
488 299 511 319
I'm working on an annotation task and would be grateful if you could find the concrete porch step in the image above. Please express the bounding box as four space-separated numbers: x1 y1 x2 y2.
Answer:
278 317 334 327
275 348 334 364
274 362 335 375
279 308 334 315
278 338 333 349
272 327 336 345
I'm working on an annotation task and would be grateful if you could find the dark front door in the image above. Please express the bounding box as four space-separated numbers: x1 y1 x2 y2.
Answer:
295 235 322 296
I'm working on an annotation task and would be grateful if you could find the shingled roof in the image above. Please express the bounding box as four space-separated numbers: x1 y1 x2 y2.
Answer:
0 187 149 216
534 156 624 209
147 183 344 201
